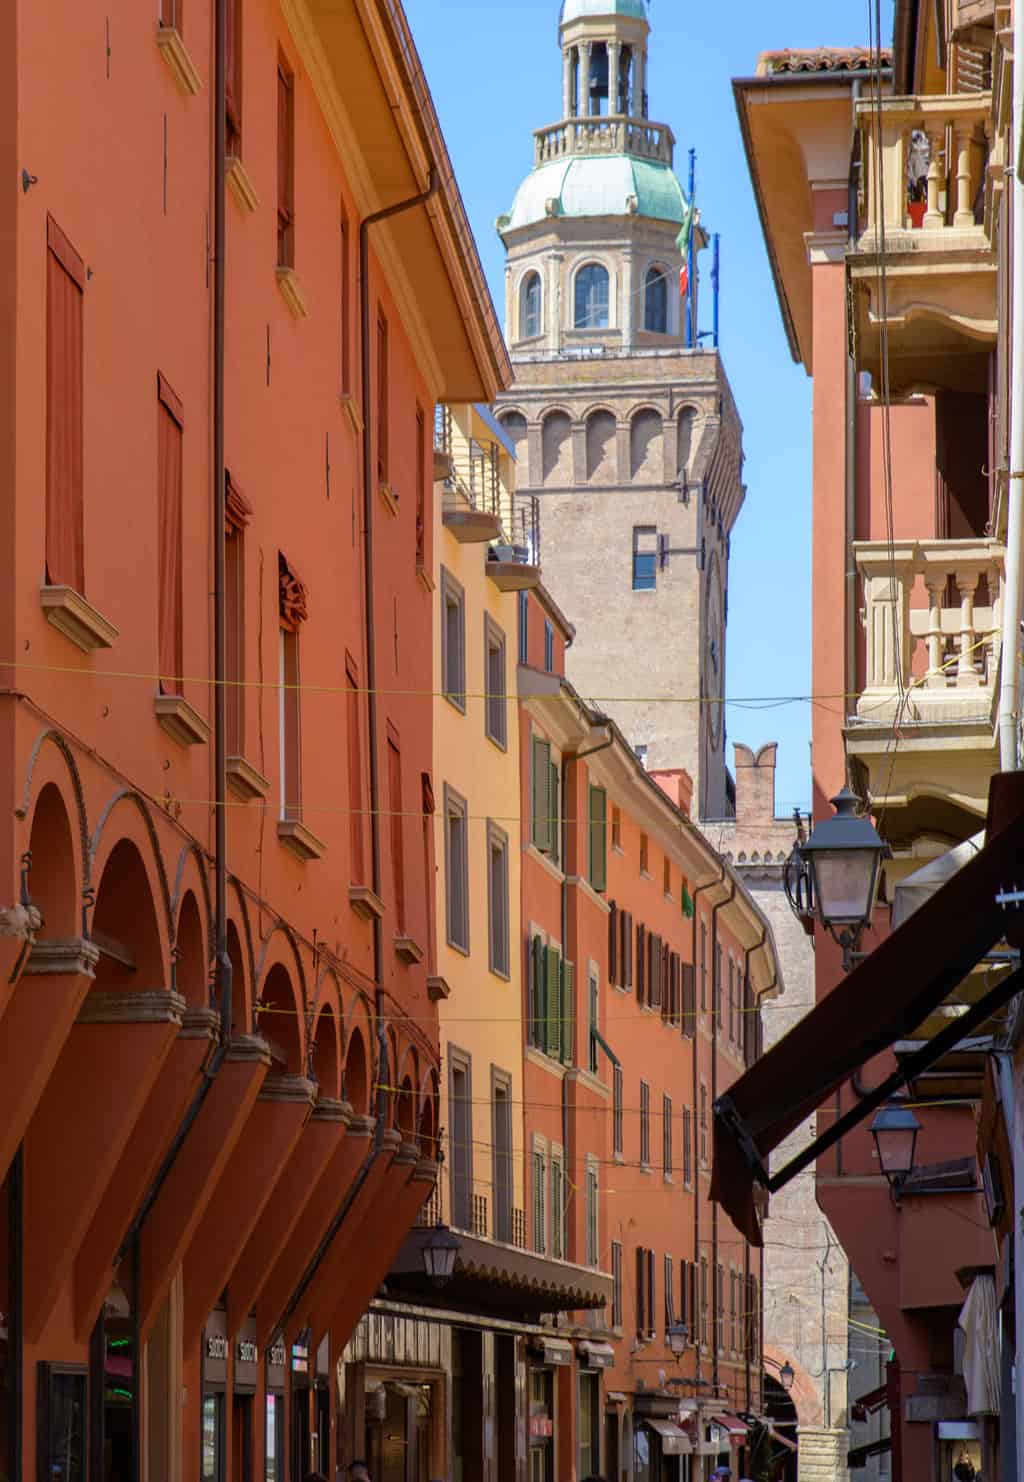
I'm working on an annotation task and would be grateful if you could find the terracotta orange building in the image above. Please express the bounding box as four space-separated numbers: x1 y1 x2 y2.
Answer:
0 0 507 1478
517 585 783 1481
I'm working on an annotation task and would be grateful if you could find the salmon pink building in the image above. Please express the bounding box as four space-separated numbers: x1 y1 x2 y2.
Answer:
0 0 507 1478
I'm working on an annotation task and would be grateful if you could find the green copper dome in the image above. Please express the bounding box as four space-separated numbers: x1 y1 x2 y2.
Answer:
560 0 649 22
498 154 687 236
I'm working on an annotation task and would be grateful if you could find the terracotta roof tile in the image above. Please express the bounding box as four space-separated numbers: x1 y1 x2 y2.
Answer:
756 46 891 77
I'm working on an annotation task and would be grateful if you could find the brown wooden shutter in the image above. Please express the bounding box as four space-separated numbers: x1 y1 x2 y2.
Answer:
622 910 633 990
346 657 364 880
636 1247 646 1334
636 924 646 1004
226 0 242 154
647 1249 656 1335
46 219 85 593
387 728 405 930
157 378 184 695
376 309 389 485
277 57 295 268
608 901 619 986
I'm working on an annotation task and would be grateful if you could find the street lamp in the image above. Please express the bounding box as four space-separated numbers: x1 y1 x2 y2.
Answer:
421 1225 461 1287
870 1106 921 1196
666 1322 690 1360
779 1361 795 1393
785 788 890 970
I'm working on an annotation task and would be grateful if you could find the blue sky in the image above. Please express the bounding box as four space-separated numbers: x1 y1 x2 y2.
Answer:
405 0 891 814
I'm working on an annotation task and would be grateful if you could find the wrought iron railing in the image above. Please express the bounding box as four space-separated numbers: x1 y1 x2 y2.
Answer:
416 1163 526 1250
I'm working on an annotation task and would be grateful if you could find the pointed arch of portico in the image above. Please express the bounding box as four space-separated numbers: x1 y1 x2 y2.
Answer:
170 845 212 1007
225 880 257 1033
255 921 308 1008
170 841 212 940
342 1013 372 1116
17 728 91 920
309 986 343 1097
395 1044 421 1136
764 1344 822 1427
88 791 174 987
418 1067 440 1159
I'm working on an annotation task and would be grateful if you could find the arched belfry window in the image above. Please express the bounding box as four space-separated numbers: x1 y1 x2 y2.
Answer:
644 266 669 334
575 263 610 330
521 272 542 340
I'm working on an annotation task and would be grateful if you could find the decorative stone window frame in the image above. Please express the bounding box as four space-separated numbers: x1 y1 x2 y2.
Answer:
568 253 617 332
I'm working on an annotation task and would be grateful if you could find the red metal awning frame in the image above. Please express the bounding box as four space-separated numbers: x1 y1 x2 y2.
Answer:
712 773 1024 1245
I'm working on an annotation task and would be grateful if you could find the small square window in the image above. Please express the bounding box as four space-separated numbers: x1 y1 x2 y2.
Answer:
632 527 658 591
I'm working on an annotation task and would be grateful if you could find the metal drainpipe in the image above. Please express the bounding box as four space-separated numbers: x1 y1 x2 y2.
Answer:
690 866 722 1390
845 80 863 719
710 874 736 1397
273 173 440 1335
114 0 233 1281
7 1145 21 1482
739 931 763 1417
1000 5 1024 770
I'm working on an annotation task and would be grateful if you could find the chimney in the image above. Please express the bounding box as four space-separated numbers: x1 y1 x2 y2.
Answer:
733 743 778 826
651 768 694 818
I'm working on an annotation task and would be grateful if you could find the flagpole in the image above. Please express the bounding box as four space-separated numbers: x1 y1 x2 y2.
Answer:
712 232 720 350
686 148 696 348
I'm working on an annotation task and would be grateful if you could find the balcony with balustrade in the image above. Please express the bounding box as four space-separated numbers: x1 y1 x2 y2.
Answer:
435 404 541 589
533 116 674 167
849 91 997 393
844 537 1005 842
384 1159 612 1319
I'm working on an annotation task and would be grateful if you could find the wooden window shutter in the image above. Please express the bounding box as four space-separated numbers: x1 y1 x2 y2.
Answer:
560 959 575 1067
636 1247 646 1334
531 935 546 1048
549 758 560 860
276 57 295 268
682 963 696 1038
648 933 661 1010
157 378 184 696
608 901 619 986
647 1249 656 1335
46 219 85 593
376 308 389 485
387 730 405 931
532 737 552 852
588 785 607 892
346 659 364 881
636 924 646 1004
544 945 561 1059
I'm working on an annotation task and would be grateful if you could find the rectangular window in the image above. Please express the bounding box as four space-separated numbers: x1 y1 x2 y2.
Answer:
682 1106 693 1187
160 0 182 29
444 785 469 953
700 1255 709 1347
550 1152 564 1260
682 962 696 1039
376 307 389 486
640 1081 650 1167
716 1264 725 1352
528 936 545 1051
587 967 599 1074
728 959 736 1044
636 923 646 1005
620 910 633 991
632 526 658 591
492 1071 513 1243
585 1163 599 1267
700 920 708 1011
340 207 352 394
276 55 294 268
531 734 559 861
387 727 405 930
157 376 184 695
588 785 607 892
663 855 671 897
636 1247 646 1336
613 1065 623 1157
700 1084 708 1165
279 627 301 822
664 1255 675 1330
46 218 86 593
346 657 364 881
532 1148 547 1255
441 568 466 710
662 1094 672 1178
518 590 529 664
611 1241 622 1328
484 616 508 748
715 945 724 1030
611 805 621 850
609 901 619 986
449 1052 472 1232
639 832 649 875
225 474 246 758
578 1372 600 1482
544 619 554 673
415 404 426 571
730 1270 738 1352
487 823 510 977
226 0 242 155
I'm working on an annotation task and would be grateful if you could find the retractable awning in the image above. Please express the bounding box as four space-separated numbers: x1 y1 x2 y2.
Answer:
643 1419 692 1456
712 1413 749 1441
713 773 1024 1246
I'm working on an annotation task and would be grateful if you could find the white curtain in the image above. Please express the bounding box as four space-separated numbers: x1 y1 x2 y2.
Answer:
958 1275 1000 1416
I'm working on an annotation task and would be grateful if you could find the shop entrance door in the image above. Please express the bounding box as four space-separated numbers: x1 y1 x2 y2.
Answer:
231 1395 252 1482
366 1382 434 1482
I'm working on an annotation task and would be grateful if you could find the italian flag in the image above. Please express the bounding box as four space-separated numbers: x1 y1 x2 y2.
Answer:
676 200 697 296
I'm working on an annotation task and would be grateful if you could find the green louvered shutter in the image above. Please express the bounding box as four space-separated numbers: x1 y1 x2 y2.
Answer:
545 944 561 1058
532 737 552 852
561 959 575 1067
531 935 546 1048
588 786 607 892
549 759 560 863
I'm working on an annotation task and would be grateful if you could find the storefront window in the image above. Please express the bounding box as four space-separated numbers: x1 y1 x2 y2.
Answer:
528 1369 554 1482
40 1366 87 1482
634 1424 653 1482
578 1372 599 1477
265 1395 283 1482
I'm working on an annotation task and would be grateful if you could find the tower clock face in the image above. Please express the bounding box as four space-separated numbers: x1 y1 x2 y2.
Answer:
705 563 724 751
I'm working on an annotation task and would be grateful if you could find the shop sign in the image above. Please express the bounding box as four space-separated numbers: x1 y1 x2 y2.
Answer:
237 1340 258 1365
206 1336 229 1362
529 1417 554 1439
268 1341 286 1368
